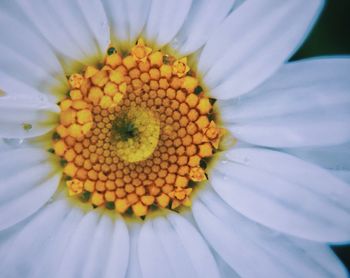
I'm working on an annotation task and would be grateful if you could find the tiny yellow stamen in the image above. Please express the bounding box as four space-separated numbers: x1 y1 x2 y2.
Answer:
182 76 198 93
175 176 189 188
71 100 88 110
198 143 212 158
113 93 124 104
91 70 109 87
119 82 127 93
60 109 76 126
91 192 104 206
185 93 199 108
109 70 124 84
81 122 93 135
189 167 207 182
188 155 201 167
141 195 155 206
67 179 84 196
105 53 122 69
76 109 93 124
160 64 172 79
70 89 83 100
64 148 76 162
64 162 78 177
157 193 170 208
53 140 67 156
202 121 224 149
67 124 83 138
197 98 212 114
84 180 95 192
88 87 104 105
104 81 118 96
123 55 136 70
169 188 192 209
85 66 99 79
56 125 68 138
173 57 190 77
69 74 84 89
196 116 210 129
60 99 72 111
115 198 129 213
149 51 163 67
131 38 152 62
132 201 148 217
105 191 116 202
99 95 113 109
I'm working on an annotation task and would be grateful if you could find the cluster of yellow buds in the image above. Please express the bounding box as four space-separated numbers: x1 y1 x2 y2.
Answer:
52 38 226 218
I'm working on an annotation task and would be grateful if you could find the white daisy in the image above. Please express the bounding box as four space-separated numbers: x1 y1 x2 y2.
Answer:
0 0 349 277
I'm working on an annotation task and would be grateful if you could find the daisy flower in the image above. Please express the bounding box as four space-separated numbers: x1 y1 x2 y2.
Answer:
0 0 349 277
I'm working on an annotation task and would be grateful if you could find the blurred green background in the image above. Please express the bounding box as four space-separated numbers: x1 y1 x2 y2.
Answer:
293 0 350 59
291 0 350 271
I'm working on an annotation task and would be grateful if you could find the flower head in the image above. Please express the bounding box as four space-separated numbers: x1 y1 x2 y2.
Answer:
0 1 349 277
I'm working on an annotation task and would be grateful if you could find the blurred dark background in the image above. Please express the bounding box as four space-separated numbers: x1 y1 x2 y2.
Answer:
292 0 350 59
291 0 350 272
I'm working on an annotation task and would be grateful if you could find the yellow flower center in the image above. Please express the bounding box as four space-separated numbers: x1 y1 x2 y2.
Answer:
112 106 160 163
52 39 224 217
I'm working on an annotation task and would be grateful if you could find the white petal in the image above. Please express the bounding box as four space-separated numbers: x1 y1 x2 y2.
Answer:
104 218 130 278
126 223 143 278
167 212 220 278
213 252 240 278
0 95 59 138
0 139 29 152
0 161 53 205
82 215 114 278
0 200 69 277
138 219 172 278
0 147 50 181
102 0 151 50
193 190 348 277
0 139 11 152
17 0 109 63
0 9 66 95
144 0 192 47
226 148 350 211
76 0 110 56
211 147 350 242
102 0 128 43
199 0 324 99
0 152 61 231
0 44 62 101
220 58 350 121
332 170 350 184
34 206 84 277
152 217 198 278
169 0 236 55
221 58 350 147
0 203 128 278
283 142 350 171
0 220 28 263
0 72 54 103
228 110 350 148
55 211 99 278
194 198 290 277
0 173 61 232
291 238 349 278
